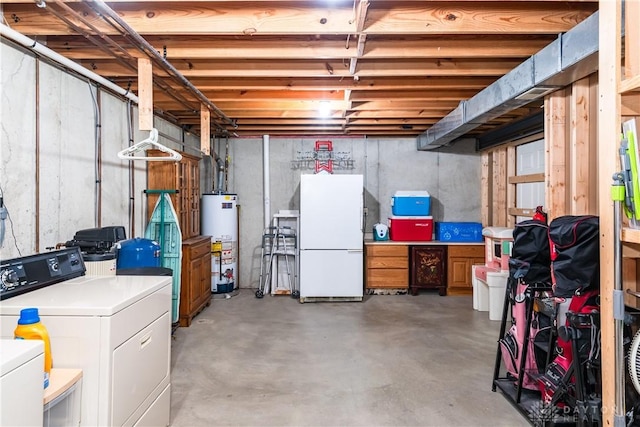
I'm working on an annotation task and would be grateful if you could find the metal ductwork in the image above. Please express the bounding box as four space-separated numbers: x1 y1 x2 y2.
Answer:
417 11 599 150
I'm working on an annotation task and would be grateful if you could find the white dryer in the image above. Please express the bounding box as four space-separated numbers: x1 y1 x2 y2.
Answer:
0 274 172 427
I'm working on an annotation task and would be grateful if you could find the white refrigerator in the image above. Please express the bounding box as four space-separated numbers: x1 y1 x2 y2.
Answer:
299 173 364 302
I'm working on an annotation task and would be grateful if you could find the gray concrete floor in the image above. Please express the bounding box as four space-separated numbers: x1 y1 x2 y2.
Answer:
169 290 529 427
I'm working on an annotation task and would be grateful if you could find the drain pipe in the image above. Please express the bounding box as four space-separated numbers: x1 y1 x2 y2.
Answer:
1 24 139 105
263 135 271 230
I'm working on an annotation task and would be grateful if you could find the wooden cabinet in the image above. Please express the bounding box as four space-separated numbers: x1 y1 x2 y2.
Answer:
365 244 409 290
446 245 485 296
410 246 447 296
147 150 201 239
179 236 212 327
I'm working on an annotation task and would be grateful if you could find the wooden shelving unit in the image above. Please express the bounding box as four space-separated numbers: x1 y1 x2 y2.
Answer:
599 0 640 424
146 149 201 240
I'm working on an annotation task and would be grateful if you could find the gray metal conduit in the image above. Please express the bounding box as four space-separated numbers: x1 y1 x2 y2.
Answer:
87 0 237 131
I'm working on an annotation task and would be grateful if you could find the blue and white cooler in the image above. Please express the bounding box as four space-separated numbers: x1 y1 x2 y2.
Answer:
391 191 431 216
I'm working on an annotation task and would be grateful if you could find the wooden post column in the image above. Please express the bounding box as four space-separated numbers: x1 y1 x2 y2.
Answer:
138 57 153 131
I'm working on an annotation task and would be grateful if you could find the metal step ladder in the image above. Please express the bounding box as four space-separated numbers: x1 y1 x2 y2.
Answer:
255 226 298 299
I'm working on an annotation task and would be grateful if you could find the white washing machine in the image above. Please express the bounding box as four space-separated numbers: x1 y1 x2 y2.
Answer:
0 269 172 427
0 339 45 427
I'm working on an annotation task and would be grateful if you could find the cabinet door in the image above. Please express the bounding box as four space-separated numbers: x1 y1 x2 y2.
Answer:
448 257 471 289
410 246 446 290
188 257 203 306
199 250 212 299
147 150 201 240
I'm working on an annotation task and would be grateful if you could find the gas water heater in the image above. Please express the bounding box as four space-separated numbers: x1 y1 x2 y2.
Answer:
201 193 238 293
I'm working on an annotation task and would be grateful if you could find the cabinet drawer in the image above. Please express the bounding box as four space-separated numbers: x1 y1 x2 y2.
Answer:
189 240 211 259
447 245 484 258
367 256 408 269
367 269 408 288
182 237 211 259
366 245 408 257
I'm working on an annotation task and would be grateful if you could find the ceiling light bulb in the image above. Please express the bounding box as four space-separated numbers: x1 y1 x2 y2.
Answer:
318 101 331 117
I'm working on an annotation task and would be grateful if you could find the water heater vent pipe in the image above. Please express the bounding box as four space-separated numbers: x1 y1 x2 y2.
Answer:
263 135 270 230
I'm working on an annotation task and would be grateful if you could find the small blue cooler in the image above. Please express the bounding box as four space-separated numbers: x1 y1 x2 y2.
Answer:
391 191 431 216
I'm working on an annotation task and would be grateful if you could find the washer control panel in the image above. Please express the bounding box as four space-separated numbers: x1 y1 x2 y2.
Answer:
0 247 86 300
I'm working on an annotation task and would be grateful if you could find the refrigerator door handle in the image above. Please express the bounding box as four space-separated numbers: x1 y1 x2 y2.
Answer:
347 249 363 253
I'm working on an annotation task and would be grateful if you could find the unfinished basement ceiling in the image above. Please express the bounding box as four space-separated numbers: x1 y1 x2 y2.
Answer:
1 0 598 137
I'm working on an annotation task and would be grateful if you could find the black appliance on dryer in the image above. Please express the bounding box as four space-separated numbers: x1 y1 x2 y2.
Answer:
64 226 126 254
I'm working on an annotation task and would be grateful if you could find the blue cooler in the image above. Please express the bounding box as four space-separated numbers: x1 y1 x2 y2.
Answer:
391 191 431 216
115 237 161 270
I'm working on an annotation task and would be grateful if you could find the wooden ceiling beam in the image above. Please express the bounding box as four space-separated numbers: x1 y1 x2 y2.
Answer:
159 100 353 111
167 108 459 120
43 35 553 60
140 76 499 91
3 2 595 35
349 90 477 101
78 58 519 78
349 100 462 110
152 89 475 103
346 109 458 119
364 3 596 34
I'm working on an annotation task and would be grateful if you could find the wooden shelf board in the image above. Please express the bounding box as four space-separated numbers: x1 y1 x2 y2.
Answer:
620 75 640 94
622 227 640 244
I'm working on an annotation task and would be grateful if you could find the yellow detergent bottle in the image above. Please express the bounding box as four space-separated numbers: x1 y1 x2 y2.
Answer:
14 307 52 388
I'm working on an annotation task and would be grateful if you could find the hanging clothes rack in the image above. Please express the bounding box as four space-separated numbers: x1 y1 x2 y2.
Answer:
117 128 182 162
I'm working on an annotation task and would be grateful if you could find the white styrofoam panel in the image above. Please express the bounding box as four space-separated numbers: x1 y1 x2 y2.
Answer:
516 138 545 217
516 139 544 175
516 182 545 211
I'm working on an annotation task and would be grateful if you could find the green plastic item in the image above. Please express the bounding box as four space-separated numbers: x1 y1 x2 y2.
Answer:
145 192 182 324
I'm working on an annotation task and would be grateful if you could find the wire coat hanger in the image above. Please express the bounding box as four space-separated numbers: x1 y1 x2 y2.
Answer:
117 128 182 162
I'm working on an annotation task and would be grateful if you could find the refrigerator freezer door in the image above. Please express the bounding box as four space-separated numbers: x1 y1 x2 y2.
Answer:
300 174 363 250
299 249 363 299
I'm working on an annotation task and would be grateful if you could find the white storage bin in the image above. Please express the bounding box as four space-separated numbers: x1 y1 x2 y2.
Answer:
43 369 82 427
487 271 510 321
472 265 490 312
